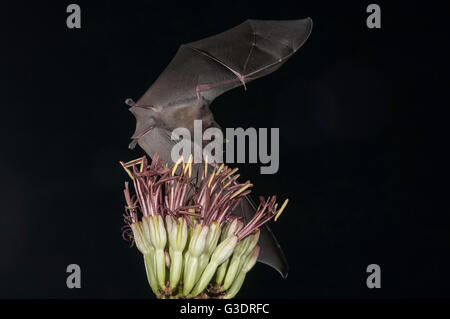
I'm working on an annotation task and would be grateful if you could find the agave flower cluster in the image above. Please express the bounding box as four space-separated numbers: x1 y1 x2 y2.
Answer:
120 154 288 299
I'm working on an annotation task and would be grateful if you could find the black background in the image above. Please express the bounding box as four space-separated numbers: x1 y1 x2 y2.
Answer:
0 1 448 298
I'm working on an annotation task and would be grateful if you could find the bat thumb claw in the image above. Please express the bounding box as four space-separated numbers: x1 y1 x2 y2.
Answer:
128 139 138 149
125 98 136 107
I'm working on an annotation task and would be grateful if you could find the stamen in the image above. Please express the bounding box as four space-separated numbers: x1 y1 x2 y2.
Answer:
120 161 134 180
208 168 216 188
172 156 183 176
204 155 208 179
222 167 238 181
274 199 289 222
230 183 253 199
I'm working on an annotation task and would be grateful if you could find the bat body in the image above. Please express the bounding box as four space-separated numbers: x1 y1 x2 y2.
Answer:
126 18 313 278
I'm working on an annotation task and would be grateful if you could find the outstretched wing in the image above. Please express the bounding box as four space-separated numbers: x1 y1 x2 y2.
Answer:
132 18 313 139
137 18 312 108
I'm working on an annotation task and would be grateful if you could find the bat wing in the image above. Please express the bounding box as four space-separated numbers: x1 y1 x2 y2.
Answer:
234 192 289 278
130 18 312 140
129 18 313 278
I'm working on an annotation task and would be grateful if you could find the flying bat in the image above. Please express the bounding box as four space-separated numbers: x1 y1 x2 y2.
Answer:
125 18 313 278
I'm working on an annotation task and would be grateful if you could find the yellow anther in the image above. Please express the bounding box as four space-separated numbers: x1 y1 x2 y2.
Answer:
172 156 183 176
181 154 186 170
222 167 238 182
188 161 192 178
120 161 134 180
230 183 252 199
208 168 216 188
223 174 240 189
204 155 208 179
138 157 145 173
274 199 289 222
216 163 224 174
120 156 146 178
184 154 193 175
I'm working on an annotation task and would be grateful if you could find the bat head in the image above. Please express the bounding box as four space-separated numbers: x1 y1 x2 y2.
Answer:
127 97 219 150
161 98 216 136
126 98 161 144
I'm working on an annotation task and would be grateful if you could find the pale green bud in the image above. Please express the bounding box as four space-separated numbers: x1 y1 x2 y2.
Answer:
243 230 260 257
169 217 188 251
220 218 243 242
205 222 221 254
168 218 188 291
196 222 222 282
189 235 238 297
211 235 238 265
215 258 229 286
130 222 152 255
223 246 260 299
143 252 160 296
188 224 209 257
165 215 174 237
222 236 251 290
147 215 168 289
242 245 260 273
148 215 167 250
183 224 209 296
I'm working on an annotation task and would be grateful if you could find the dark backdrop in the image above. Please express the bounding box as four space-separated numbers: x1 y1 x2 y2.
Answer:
0 1 448 298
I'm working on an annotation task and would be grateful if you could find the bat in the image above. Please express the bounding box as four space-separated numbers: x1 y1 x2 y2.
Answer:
124 18 313 278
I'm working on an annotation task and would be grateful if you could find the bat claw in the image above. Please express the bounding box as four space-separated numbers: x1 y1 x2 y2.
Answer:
125 98 136 107
128 139 138 149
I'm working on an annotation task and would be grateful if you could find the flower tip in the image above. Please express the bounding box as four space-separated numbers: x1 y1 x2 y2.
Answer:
120 161 134 180
274 198 289 222
172 156 184 176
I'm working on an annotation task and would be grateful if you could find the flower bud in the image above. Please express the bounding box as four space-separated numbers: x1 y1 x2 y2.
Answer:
148 215 168 289
189 235 238 297
188 224 209 257
169 217 188 251
242 245 260 273
197 222 222 281
211 235 238 265
130 222 152 255
168 217 188 291
243 230 260 257
221 218 243 241
222 236 251 290
183 224 209 295
148 215 167 250
223 246 260 299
